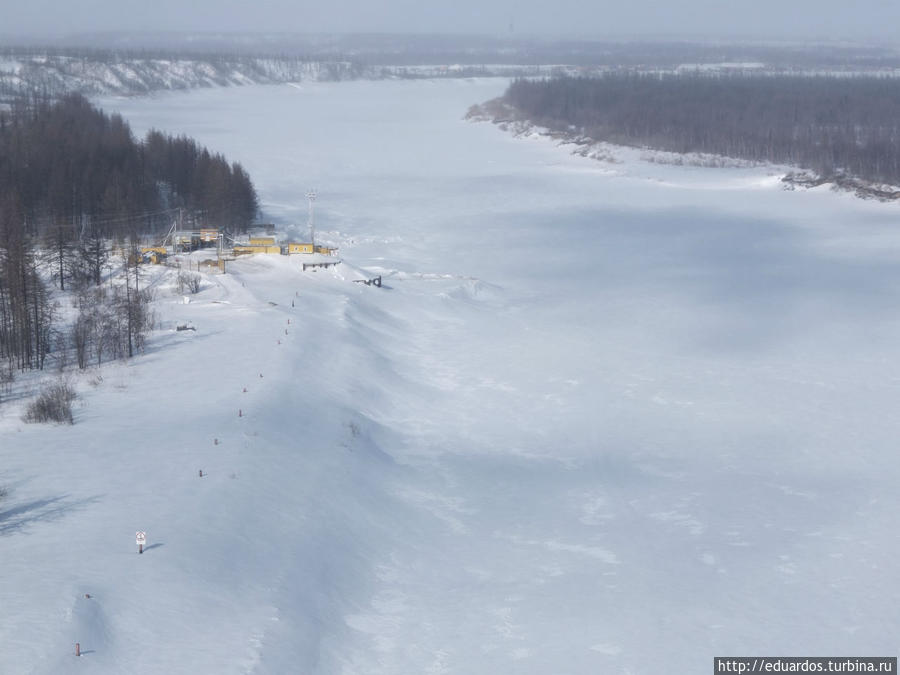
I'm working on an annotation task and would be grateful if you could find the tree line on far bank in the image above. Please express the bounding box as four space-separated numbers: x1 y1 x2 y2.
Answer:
503 73 900 186
0 92 259 377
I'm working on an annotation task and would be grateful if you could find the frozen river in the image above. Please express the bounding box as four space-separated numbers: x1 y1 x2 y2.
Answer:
69 80 900 671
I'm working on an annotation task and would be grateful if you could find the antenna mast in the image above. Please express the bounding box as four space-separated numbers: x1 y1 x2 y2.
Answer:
306 189 317 247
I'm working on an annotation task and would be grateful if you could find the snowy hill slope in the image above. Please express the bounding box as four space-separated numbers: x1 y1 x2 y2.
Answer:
0 55 361 99
1 257 396 672
0 53 554 101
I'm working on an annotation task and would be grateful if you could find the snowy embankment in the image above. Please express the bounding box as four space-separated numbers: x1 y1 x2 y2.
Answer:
467 97 900 199
0 54 560 100
0 56 362 98
0 254 415 673
4 79 900 673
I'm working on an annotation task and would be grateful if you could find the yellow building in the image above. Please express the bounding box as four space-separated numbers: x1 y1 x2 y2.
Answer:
249 236 276 246
232 244 282 256
287 242 315 254
285 242 337 255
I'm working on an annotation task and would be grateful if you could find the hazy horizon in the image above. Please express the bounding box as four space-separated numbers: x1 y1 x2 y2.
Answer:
1 0 899 46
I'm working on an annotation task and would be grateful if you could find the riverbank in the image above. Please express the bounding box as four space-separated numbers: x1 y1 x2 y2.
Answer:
469 95 900 202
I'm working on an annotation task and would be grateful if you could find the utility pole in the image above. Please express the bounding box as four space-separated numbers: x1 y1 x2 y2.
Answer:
124 250 133 358
177 207 183 253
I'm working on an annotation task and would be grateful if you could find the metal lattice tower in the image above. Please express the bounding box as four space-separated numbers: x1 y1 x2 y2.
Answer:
306 190 317 246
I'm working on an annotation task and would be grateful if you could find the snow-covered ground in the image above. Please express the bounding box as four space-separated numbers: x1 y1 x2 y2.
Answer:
4 79 900 674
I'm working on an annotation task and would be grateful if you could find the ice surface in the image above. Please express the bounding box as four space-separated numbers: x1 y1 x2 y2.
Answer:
2 79 900 674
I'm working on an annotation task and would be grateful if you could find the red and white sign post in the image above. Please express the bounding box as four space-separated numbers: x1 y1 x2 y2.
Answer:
136 531 146 554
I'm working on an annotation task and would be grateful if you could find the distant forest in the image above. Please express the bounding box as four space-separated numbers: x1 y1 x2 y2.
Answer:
503 74 900 187
0 93 258 373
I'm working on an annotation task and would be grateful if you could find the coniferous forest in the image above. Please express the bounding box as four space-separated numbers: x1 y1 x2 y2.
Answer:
503 74 900 187
0 92 258 240
0 93 259 374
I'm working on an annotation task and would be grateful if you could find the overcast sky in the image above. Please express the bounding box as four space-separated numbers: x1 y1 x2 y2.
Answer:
2 0 899 43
